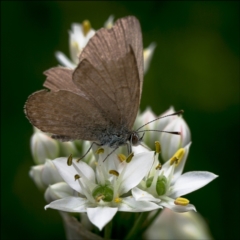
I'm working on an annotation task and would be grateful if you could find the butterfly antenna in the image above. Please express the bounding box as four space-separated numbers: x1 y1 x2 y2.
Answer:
137 129 181 135
136 110 184 131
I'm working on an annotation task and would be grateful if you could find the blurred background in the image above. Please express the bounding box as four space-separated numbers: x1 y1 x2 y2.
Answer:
1 1 239 239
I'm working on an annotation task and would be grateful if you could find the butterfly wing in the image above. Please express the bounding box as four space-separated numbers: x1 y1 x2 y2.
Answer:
25 16 143 141
24 89 110 141
43 67 84 96
74 16 143 130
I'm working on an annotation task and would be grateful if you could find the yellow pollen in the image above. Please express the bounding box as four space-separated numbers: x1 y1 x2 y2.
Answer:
82 20 91 36
96 148 104 154
155 163 162 170
174 197 189 206
155 141 161 153
114 197 122 203
170 148 185 166
118 154 126 162
126 152 134 163
109 170 119 176
67 154 73 166
74 174 80 181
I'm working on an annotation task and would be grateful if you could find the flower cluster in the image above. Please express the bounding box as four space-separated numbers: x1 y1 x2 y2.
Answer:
28 16 217 238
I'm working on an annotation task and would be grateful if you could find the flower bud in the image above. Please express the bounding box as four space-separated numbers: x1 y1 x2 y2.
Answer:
59 141 79 157
134 107 157 148
31 127 59 164
144 208 213 240
44 182 73 203
160 116 191 162
29 159 63 190
156 106 178 131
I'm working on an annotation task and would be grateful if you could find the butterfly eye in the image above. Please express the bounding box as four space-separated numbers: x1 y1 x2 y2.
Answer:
131 133 140 146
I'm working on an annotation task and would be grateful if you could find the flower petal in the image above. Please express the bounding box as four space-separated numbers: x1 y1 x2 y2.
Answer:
161 200 196 212
170 171 218 198
132 187 161 203
172 142 191 183
117 151 155 195
45 196 89 212
55 51 76 68
53 157 95 194
118 196 161 212
87 206 118 231
44 182 73 203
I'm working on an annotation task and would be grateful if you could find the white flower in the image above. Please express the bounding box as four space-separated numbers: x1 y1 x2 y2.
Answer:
144 42 156 74
29 159 63 190
45 149 160 230
132 143 218 212
31 127 59 164
55 19 95 68
104 15 115 29
160 113 191 161
144 208 213 240
44 182 73 203
55 16 156 75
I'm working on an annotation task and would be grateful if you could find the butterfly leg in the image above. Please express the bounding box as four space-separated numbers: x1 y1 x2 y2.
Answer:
103 146 119 162
77 142 101 162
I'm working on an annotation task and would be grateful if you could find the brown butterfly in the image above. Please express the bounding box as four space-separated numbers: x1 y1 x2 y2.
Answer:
24 16 181 158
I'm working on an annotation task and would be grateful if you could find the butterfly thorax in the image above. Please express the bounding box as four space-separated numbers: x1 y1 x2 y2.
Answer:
98 126 140 148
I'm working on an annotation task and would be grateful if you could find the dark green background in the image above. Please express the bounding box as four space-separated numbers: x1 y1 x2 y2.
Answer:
1 1 239 239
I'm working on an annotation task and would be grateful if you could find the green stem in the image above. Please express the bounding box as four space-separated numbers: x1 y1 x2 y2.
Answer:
124 212 149 240
104 220 112 239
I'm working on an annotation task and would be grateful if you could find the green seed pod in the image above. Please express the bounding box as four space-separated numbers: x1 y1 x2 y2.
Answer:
156 176 167 196
92 185 114 202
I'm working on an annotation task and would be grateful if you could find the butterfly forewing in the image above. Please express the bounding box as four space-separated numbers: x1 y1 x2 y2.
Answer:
25 16 144 143
74 16 143 129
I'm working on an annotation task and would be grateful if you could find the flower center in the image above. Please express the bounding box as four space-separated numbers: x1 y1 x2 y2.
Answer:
92 185 113 202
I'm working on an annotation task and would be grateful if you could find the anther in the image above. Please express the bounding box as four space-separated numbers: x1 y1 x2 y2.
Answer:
174 197 189 206
170 148 185 166
74 174 80 181
155 163 162 170
126 152 134 163
118 154 126 162
109 170 119 176
155 141 161 154
67 154 73 166
82 20 91 36
96 148 104 154
114 197 122 203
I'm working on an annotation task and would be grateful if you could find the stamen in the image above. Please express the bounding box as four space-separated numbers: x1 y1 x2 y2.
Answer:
114 197 122 203
155 163 162 170
174 197 189 206
82 20 91 36
118 154 126 162
96 148 104 154
170 148 185 166
126 152 134 163
109 170 119 176
67 154 73 166
74 174 80 181
155 141 161 153
96 194 105 202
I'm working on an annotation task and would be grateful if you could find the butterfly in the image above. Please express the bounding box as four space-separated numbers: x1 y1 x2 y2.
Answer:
24 16 181 158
